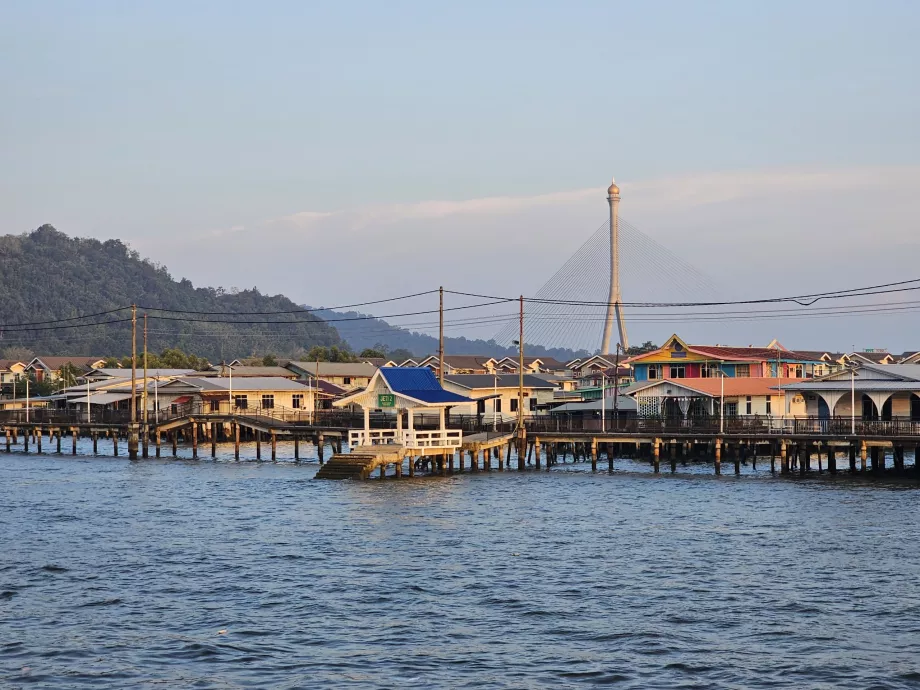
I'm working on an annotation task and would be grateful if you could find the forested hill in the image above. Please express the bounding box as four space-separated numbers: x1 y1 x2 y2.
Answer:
0 226 343 360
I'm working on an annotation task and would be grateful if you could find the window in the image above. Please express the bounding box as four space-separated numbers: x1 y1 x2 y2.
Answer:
209 399 220 413
234 395 248 410
510 398 518 412
669 365 686 379
529 397 537 412
725 402 738 417
261 394 275 409
788 364 803 378
343 377 351 385
648 365 662 380
292 393 303 409
735 364 750 378
765 396 772 415
746 396 752 415
477 399 486 414
701 363 721 378
495 398 502 413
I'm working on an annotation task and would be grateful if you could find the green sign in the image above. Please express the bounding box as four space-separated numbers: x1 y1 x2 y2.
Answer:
377 393 396 408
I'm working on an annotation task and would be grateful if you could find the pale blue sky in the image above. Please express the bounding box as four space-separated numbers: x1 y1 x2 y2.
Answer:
2 1 919 349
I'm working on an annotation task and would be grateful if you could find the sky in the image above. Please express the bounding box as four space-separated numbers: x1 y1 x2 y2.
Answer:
2 1 919 352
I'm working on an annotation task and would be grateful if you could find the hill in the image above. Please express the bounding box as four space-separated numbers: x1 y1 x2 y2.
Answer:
0 226 343 361
313 308 588 362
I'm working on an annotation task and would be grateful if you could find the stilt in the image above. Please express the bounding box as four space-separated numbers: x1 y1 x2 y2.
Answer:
142 425 149 459
155 430 161 458
714 438 721 475
608 442 614 472
379 463 386 479
294 437 300 461
271 431 277 461
670 440 677 473
506 441 512 469
408 456 415 477
534 437 541 470
497 446 504 471
234 424 240 460
255 431 261 460
817 446 823 473
483 448 490 471
23 428 29 453
56 429 62 453
172 431 177 457
448 452 454 474
317 434 325 465
591 438 598 472
734 444 741 475
470 450 479 472
458 449 465 472
36 428 42 454
849 444 857 473
211 429 217 458
395 457 402 478
112 432 118 457
5 428 10 452
860 440 867 472
829 447 837 474
93 432 98 455
653 438 660 474
190 422 197 459
799 445 806 475
518 429 526 471
780 440 788 474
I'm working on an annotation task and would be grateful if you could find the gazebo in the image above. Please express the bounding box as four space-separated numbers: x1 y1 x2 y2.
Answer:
333 367 474 450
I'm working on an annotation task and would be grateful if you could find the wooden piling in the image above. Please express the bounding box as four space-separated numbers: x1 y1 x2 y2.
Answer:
734 444 741 475
714 438 721 475
860 440 867 472
653 438 660 474
608 442 614 472
817 446 823 473
591 438 598 472
234 424 240 460
483 448 490 472
172 431 178 457
155 430 161 458
828 447 837 474
849 444 857 473
317 434 324 465
23 428 29 453
799 445 807 475
5 428 10 453
395 458 402 478
56 429 62 454
255 431 261 460
270 431 277 461
93 432 98 455
36 428 42 454
191 422 198 459
534 437 541 469
458 449 465 472
408 456 415 477
211 429 217 458
112 432 118 457
294 437 300 461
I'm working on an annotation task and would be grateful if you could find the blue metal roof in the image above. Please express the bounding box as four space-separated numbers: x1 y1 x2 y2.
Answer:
380 367 471 405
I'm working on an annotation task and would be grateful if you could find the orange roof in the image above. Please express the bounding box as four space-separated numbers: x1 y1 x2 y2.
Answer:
644 377 799 397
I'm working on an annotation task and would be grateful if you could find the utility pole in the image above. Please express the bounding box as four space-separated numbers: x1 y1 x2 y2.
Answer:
438 286 445 385
142 314 149 458
129 304 139 460
517 295 525 466
613 343 621 431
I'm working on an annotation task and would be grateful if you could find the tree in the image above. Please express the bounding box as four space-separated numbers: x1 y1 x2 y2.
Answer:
359 348 386 359
305 345 356 363
58 362 82 387
626 341 657 356
388 348 415 364
262 354 278 366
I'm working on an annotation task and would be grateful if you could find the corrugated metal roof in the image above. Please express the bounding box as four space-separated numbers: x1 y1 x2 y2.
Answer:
550 397 637 413
381 368 471 404
167 377 311 392
445 374 556 389
287 362 377 377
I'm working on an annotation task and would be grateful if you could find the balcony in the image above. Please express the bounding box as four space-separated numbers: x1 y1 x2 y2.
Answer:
349 428 463 450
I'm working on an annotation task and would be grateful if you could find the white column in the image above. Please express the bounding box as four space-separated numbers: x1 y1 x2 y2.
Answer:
407 408 414 430
363 407 370 434
439 407 446 431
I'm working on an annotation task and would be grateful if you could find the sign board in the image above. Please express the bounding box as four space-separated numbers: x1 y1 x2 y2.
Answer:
377 393 396 408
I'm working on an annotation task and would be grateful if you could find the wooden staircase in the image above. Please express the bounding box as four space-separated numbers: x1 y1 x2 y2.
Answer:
315 453 381 480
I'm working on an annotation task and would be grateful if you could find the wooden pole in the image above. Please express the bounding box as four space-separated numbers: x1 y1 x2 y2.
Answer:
849 443 857 473
860 440 867 472
92 432 98 455
534 437 541 469
294 437 300 461
191 421 198 459
317 433 324 464
112 432 118 457
591 438 598 472
72 428 78 455
211 427 217 458
271 431 277 461
234 423 240 460
714 438 721 475
255 430 261 460
56 429 62 453
36 428 42 454
5 428 10 452
155 430 161 458
172 431 177 457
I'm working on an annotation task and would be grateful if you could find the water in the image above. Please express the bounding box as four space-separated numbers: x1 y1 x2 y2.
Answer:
2 443 920 688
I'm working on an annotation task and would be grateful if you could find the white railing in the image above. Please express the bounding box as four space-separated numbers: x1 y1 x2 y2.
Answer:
403 429 463 448
348 428 463 449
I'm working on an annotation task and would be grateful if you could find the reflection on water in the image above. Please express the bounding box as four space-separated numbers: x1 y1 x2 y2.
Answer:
1 446 919 688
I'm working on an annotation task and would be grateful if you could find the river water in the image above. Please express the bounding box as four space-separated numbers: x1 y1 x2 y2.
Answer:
2 441 920 688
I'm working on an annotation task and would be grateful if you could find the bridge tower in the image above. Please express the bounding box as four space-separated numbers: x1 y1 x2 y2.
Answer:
601 177 629 354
